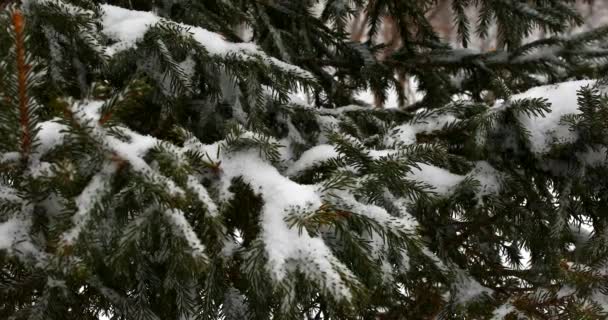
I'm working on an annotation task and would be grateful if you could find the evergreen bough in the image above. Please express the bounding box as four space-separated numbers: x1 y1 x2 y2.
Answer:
1 0 608 319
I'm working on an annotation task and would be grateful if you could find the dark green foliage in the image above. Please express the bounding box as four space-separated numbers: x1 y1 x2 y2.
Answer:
2 0 608 319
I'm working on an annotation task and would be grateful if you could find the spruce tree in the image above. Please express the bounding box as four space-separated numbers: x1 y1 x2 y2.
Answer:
2 0 608 319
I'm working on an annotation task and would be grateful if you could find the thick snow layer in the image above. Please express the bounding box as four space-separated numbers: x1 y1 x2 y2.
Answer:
0 218 24 250
407 163 465 195
0 216 38 258
218 150 354 299
495 80 596 154
286 144 339 176
0 185 20 202
35 120 67 158
100 5 159 55
100 5 312 78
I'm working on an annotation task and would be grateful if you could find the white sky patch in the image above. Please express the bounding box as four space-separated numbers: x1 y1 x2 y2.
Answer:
354 77 423 109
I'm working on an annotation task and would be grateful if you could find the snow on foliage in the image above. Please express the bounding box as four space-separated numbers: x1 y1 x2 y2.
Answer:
491 303 516 319
467 161 502 198
0 218 25 250
100 5 159 55
286 144 339 176
164 209 207 258
0 216 39 259
192 143 356 299
100 5 313 78
62 162 118 244
453 271 493 305
495 79 596 154
407 163 465 195
385 113 458 146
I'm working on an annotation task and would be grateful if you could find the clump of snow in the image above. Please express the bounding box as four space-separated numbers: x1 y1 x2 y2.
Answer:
0 212 39 259
495 80 596 154
73 100 105 122
0 152 20 164
453 271 493 305
569 223 593 249
0 218 26 250
31 119 69 176
466 161 502 198
100 5 160 55
368 149 396 159
385 113 458 146
0 185 20 202
164 209 207 258
214 149 355 300
407 163 465 195
556 285 576 298
286 144 339 176
491 303 516 319
186 175 218 216
34 120 68 157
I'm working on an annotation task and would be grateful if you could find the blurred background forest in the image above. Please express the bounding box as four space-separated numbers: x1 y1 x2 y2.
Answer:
344 0 608 108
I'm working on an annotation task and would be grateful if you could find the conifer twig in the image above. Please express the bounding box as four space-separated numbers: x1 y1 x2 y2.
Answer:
12 9 32 161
